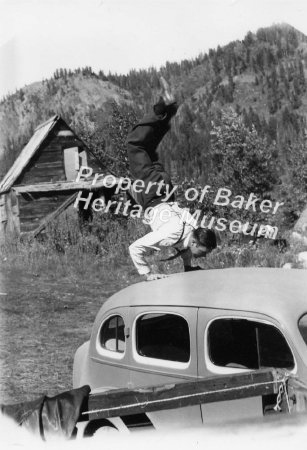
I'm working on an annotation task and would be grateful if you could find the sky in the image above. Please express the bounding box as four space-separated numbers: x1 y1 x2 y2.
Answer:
1 0 307 98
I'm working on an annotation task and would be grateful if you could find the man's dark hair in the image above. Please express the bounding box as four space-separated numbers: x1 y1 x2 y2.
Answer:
193 228 217 251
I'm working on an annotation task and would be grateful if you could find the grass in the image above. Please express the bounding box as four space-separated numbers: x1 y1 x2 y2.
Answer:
0 212 306 404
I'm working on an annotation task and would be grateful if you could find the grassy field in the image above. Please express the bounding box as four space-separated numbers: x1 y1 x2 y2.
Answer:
0 264 139 404
0 213 305 405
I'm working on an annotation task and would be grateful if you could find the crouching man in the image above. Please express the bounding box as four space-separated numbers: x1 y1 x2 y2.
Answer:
129 203 217 280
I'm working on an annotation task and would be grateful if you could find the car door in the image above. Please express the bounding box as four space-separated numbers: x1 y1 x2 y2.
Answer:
128 305 203 429
197 308 296 424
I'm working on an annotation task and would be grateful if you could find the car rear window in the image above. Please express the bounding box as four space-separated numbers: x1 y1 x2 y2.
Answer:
100 315 125 353
298 314 307 345
136 313 190 363
208 318 294 370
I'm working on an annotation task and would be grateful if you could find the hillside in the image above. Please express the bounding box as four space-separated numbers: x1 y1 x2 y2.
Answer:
1 23 307 229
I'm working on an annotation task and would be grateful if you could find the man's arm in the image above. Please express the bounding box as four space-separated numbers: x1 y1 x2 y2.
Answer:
179 248 203 272
129 219 185 280
129 235 168 281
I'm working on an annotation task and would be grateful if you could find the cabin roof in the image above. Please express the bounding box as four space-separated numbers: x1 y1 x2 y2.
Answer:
100 268 307 324
0 115 87 194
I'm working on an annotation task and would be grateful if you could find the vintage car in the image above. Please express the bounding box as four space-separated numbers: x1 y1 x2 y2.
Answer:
73 268 307 433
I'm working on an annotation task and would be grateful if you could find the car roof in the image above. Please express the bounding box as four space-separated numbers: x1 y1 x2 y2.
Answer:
100 268 307 322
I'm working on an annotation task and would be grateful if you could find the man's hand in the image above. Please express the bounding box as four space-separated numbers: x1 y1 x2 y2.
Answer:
145 273 169 281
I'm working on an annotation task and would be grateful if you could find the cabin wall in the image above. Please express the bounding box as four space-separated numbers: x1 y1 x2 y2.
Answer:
18 191 77 233
1 186 111 239
16 123 76 185
15 122 102 187
0 117 106 240
0 191 20 241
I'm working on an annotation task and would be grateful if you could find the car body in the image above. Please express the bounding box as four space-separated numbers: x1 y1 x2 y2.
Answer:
73 268 307 431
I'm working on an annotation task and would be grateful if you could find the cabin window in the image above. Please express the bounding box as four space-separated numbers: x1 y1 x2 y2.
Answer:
100 315 125 353
136 313 190 363
298 314 307 346
207 318 294 370
63 147 87 181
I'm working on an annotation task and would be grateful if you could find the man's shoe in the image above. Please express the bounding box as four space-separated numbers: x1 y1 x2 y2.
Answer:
184 265 203 272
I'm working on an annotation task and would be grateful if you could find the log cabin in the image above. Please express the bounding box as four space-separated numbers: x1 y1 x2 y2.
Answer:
0 115 116 242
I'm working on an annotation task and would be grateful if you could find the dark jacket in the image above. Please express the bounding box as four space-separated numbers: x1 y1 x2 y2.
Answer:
1 385 90 440
127 101 178 209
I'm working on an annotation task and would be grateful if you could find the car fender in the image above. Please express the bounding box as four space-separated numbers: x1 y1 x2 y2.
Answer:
73 341 90 388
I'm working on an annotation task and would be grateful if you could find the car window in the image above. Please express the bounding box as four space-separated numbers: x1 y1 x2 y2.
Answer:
136 313 190 363
298 314 307 345
100 315 125 353
208 318 294 370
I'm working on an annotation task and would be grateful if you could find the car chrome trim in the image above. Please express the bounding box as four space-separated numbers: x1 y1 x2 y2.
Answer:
90 355 198 379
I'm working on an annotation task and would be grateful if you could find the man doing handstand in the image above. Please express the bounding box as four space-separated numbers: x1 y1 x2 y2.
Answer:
126 82 217 281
